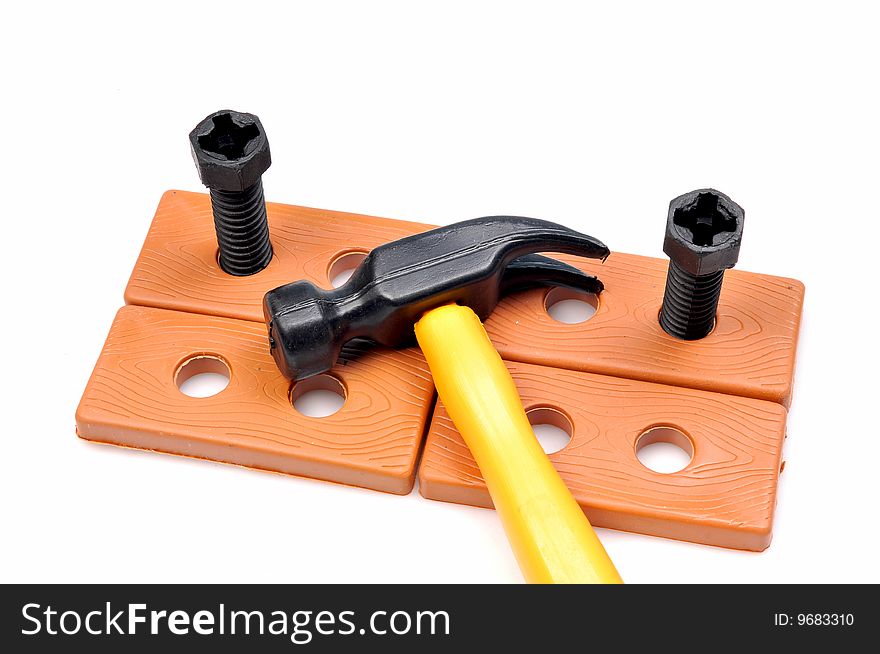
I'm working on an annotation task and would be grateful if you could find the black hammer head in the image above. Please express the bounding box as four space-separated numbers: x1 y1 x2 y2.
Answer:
264 216 609 381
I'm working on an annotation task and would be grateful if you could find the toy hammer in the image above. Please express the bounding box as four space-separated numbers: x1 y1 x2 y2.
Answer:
264 216 622 583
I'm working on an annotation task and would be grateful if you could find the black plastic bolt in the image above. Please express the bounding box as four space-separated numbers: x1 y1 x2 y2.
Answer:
659 189 745 340
189 110 273 276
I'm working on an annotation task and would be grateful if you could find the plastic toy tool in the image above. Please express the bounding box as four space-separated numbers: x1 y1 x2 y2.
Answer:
264 217 623 584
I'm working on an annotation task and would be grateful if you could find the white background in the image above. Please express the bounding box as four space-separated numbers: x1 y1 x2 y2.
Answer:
2 1 878 583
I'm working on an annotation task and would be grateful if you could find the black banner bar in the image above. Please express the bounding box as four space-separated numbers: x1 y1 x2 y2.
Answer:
0 584 871 651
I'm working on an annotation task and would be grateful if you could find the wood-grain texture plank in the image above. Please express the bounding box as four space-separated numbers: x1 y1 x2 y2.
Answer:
124 190 432 322
77 305 435 494
486 252 804 406
419 360 788 550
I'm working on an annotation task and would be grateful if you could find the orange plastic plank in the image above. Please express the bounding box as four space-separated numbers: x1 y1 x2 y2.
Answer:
419 359 788 551
486 253 805 407
124 191 803 405
124 190 432 323
76 305 435 494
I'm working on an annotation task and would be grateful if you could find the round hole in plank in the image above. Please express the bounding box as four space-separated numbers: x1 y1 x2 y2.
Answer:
545 287 599 324
527 406 573 454
328 250 369 288
290 374 347 418
175 355 230 398
636 426 694 473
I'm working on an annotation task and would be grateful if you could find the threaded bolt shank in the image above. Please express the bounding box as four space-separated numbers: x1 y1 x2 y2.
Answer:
210 180 273 276
659 260 723 340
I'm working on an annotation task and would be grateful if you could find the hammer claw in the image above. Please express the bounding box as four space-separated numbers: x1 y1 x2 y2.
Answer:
503 254 604 296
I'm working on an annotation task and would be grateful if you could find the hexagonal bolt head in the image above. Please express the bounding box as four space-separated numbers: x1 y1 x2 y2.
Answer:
663 189 745 276
189 110 271 192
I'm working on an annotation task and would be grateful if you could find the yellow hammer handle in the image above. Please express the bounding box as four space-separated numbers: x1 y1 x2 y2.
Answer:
414 304 622 584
